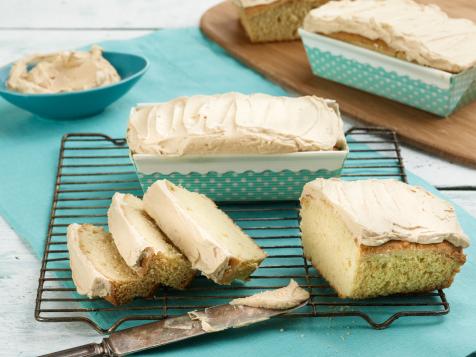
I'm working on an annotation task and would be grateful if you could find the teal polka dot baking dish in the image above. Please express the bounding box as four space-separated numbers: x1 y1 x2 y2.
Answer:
299 29 476 117
130 144 348 202
129 96 349 202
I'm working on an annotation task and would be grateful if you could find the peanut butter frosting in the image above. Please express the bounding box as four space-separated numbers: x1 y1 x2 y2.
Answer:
189 280 308 333
230 279 310 309
7 45 120 94
303 0 476 73
301 179 470 248
127 93 345 156
233 0 279 8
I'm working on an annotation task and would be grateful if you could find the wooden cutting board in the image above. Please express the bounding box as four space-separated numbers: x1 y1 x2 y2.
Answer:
200 1 476 167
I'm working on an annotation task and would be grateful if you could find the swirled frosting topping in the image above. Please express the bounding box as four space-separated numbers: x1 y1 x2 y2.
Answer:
301 179 470 248
303 0 476 73
233 0 279 8
127 93 345 156
7 45 120 94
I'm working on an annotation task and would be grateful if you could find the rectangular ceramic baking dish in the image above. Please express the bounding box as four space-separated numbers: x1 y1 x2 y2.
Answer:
129 102 348 201
299 28 476 117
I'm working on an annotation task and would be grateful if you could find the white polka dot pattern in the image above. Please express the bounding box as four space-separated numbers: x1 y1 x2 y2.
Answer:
137 169 341 201
303 45 476 117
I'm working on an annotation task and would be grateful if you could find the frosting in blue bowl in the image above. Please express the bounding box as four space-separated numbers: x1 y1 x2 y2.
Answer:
0 51 149 120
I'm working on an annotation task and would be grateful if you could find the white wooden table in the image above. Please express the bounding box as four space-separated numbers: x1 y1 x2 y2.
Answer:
0 1 475 355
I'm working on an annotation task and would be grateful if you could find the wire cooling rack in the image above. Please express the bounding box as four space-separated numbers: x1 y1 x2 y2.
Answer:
35 127 449 334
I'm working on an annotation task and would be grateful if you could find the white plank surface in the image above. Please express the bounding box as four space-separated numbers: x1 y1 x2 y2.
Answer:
0 217 101 356
0 0 223 29
0 1 475 355
0 30 149 65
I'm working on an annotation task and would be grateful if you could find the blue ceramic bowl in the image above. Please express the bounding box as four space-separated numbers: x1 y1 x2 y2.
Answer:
0 51 149 119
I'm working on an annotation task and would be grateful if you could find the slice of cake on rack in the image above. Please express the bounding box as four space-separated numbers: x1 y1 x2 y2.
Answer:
108 192 196 290
300 179 469 299
143 180 267 285
233 0 329 42
67 224 159 305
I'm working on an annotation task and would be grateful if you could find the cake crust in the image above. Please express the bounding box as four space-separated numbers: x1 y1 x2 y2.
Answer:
138 247 196 290
351 240 465 299
359 239 466 265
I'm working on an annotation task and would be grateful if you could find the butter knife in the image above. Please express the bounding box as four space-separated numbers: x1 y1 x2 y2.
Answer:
40 301 308 356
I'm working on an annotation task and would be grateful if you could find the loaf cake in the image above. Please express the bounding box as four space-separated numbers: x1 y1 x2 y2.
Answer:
143 180 267 284
233 0 328 42
300 179 469 299
127 93 346 155
107 193 196 289
67 224 158 305
302 0 476 73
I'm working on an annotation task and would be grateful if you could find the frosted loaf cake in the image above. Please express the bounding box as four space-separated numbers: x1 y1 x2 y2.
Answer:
127 93 346 155
107 193 195 289
128 93 347 201
67 224 159 305
143 180 267 284
300 179 469 299
303 0 476 73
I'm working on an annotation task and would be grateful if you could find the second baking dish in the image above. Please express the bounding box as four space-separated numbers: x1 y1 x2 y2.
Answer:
127 93 348 201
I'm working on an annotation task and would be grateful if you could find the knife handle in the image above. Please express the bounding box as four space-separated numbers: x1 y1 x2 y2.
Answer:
39 341 111 357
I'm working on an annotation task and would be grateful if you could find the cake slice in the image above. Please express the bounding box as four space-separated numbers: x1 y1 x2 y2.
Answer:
108 193 196 289
143 180 267 284
66 224 159 305
234 0 329 43
300 179 469 299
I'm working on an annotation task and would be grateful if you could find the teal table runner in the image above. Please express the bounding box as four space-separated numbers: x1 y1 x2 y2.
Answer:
0 28 474 356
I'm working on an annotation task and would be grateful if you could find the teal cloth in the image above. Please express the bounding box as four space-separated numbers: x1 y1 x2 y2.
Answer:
0 28 474 356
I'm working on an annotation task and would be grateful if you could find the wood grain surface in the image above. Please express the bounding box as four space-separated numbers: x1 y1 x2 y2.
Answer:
200 1 476 167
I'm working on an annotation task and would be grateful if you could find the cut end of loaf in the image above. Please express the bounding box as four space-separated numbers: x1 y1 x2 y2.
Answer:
238 0 328 43
300 195 466 299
